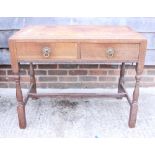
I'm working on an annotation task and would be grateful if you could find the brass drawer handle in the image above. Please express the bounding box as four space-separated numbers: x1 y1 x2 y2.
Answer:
42 47 51 58
106 48 115 58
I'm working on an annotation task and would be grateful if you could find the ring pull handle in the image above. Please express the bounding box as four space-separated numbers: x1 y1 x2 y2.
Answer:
106 48 115 58
42 47 51 58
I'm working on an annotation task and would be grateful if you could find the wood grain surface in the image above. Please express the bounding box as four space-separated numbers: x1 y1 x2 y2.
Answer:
9 25 146 42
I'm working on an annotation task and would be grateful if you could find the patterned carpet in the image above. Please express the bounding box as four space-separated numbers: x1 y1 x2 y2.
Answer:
0 88 155 138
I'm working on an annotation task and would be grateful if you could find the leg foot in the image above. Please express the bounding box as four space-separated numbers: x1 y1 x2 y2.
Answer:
128 102 138 128
17 104 26 129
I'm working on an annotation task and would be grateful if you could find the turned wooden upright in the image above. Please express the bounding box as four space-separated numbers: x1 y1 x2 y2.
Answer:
9 26 147 129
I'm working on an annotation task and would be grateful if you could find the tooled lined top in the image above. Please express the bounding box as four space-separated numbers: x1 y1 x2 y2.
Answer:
9 25 146 42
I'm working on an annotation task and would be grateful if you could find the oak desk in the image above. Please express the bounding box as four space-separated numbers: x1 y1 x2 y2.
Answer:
9 26 147 129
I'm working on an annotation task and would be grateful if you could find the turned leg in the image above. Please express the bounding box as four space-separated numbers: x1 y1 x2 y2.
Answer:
117 62 125 99
15 72 26 129
29 62 37 99
128 63 140 128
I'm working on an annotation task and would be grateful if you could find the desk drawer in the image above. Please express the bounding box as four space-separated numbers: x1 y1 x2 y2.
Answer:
80 43 139 61
16 42 78 60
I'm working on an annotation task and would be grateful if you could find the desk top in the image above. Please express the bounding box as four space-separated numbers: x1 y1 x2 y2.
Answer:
9 25 146 43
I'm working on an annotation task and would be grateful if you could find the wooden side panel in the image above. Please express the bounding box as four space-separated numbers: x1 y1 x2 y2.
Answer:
8 40 19 73
138 40 147 73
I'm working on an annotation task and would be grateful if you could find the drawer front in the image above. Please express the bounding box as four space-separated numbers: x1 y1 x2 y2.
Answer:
80 43 139 61
16 42 78 60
